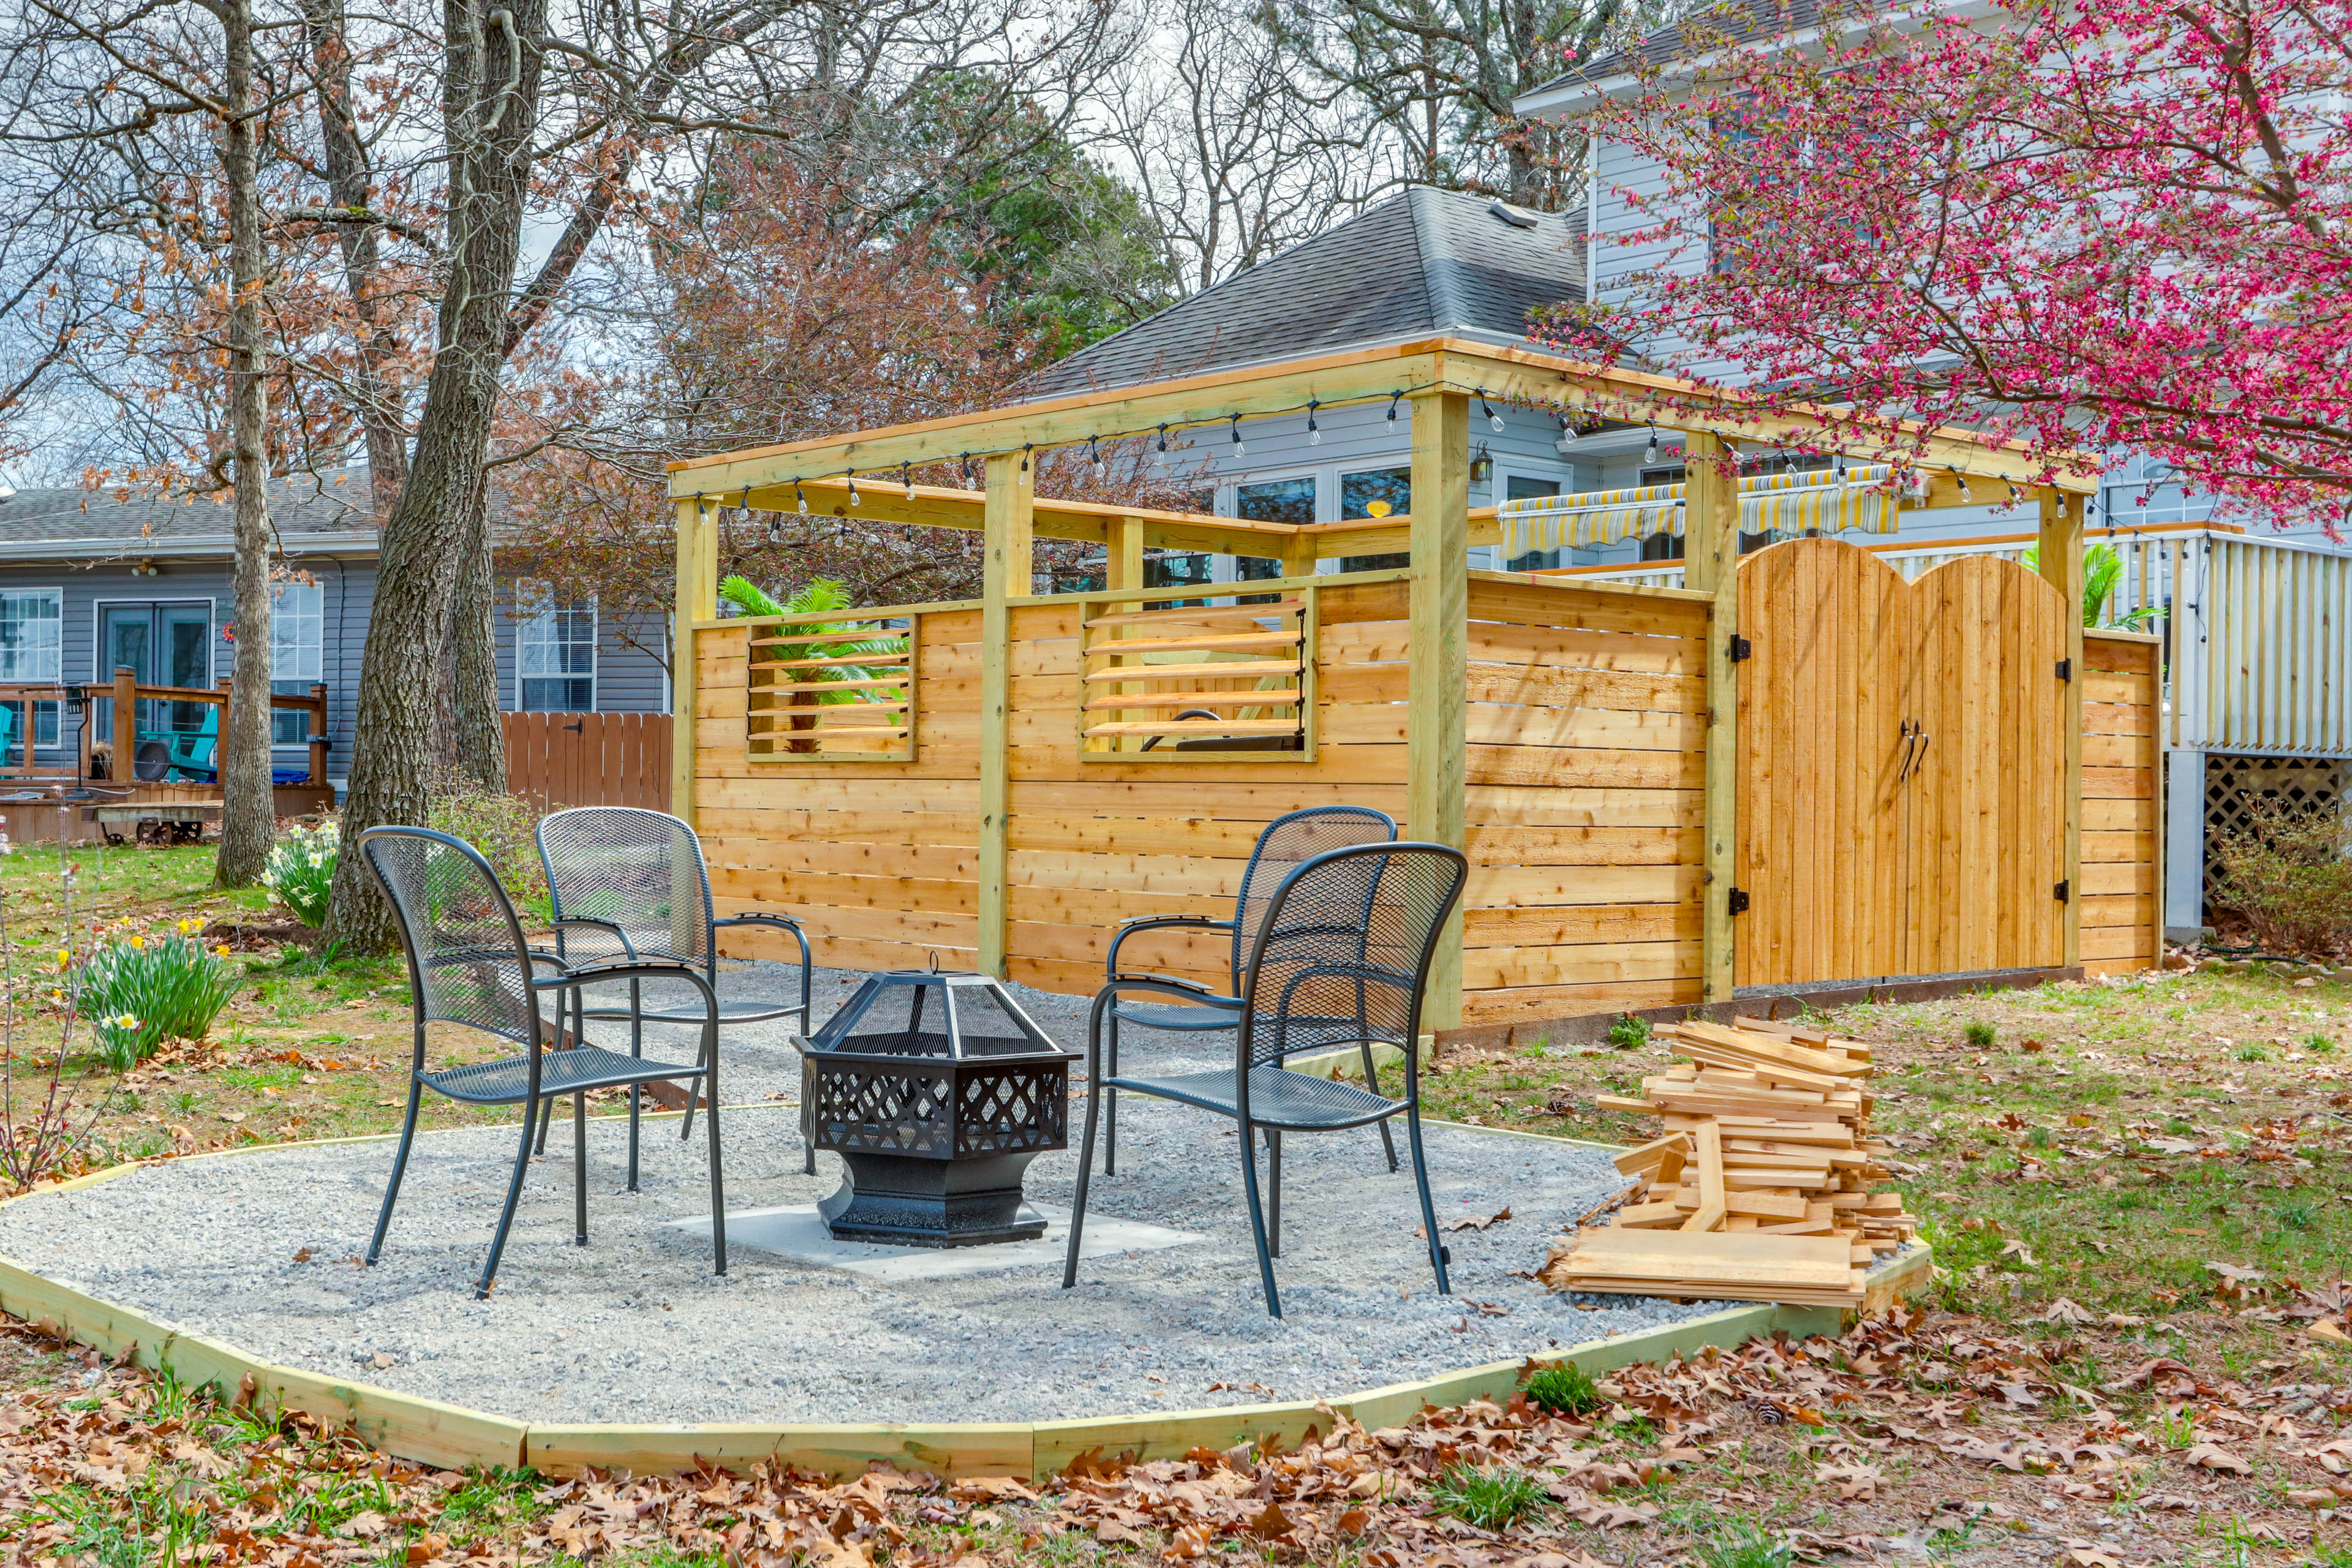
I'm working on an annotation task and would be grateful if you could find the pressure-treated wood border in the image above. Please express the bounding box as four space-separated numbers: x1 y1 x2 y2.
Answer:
0 1122 1928 1483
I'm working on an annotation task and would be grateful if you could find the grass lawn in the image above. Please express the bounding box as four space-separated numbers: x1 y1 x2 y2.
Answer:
2 839 2349 1565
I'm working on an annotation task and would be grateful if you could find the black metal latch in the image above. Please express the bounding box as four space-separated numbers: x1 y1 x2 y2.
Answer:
1728 888 1751 915
2053 879 2070 902
1728 634 1753 663
2055 657 2073 682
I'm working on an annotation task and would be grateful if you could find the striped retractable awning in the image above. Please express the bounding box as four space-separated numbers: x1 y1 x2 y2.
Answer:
1499 464 1911 559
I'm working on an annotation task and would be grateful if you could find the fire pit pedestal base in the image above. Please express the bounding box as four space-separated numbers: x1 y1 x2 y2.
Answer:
816 1152 1048 1248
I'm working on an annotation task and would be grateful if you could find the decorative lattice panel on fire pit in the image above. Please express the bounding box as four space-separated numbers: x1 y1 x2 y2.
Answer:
954 1068 1068 1156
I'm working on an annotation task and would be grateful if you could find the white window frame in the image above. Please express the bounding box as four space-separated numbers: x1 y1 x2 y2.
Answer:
269 581 324 745
513 578 597 712
0 587 62 747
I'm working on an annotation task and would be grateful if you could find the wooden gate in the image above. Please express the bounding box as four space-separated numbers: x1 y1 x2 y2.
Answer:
503 711 673 811
1736 539 2067 987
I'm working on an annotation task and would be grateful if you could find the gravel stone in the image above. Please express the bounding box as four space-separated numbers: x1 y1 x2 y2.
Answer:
0 959 1742 1425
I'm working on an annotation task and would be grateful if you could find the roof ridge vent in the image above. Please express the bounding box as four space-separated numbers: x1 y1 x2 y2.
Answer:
1488 198 1541 228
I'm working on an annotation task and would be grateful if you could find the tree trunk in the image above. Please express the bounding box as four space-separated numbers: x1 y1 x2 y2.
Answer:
451 469 506 790
215 0 277 889
301 0 409 517
323 0 545 949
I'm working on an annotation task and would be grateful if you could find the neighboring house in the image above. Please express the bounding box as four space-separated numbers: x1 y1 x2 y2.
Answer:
1510 13 2352 941
0 472 668 795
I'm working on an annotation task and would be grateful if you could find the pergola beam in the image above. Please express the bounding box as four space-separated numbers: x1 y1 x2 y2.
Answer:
668 337 2100 502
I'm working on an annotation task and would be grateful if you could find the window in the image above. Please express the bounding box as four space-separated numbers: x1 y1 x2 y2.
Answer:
1232 476 1312 592
1143 551 1213 611
1502 476 1564 571
1340 466 1411 572
515 579 595 711
270 581 322 744
0 590 61 747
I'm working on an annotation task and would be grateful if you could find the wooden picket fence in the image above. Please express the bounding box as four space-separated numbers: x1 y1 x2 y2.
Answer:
503 711 671 812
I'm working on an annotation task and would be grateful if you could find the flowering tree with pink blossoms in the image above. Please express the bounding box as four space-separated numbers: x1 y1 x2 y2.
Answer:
1540 0 2352 533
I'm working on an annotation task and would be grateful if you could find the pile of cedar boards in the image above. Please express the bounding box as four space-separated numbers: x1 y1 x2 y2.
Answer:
1539 1016 1918 1310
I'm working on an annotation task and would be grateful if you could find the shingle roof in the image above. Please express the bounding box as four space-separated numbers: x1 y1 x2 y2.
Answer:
0 472 381 557
1017 186 1586 399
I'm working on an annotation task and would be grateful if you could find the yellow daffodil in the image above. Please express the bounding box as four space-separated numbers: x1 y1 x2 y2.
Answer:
53 949 67 969
128 935 144 949
177 919 195 934
214 943 232 958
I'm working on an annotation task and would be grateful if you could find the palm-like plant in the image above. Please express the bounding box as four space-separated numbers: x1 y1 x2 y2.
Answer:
720 576 905 752
2019 543 2159 630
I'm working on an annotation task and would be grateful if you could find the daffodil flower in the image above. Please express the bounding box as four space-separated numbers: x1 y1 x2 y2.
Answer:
128 936 144 949
215 943 232 957
110 1014 140 1030
53 949 68 969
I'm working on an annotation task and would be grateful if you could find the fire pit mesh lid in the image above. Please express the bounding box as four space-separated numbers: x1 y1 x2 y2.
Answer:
803 969 1068 1061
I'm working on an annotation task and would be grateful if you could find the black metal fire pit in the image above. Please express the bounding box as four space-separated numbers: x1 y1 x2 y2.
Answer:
799 969 1074 1247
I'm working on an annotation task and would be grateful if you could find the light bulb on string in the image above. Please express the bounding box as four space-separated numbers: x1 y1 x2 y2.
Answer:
1020 443 1032 474
846 470 861 507
794 480 808 515
960 454 975 491
1955 470 1973 503
2007 482 2022 505
1644 422 1660 465
1834 453 1848 483
1385 391 1401 424
1088 435 1105 478
900 462 914 499
1480 390 1503 433
1306 400 1320 446
1229 413 1244 458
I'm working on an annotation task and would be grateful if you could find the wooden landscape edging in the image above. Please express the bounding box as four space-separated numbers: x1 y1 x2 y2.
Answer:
0 1117 1929 1483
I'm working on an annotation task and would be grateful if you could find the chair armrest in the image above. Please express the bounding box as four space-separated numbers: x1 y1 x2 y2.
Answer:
712 914 812 1015
551 917 635 960
1107 972 1243 1008
1107 916 1235 979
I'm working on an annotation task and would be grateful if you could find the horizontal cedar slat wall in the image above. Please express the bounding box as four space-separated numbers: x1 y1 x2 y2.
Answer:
1457 577 1708 1028
2079 631 2162 974
698 609 985 973
1003 578 1408 997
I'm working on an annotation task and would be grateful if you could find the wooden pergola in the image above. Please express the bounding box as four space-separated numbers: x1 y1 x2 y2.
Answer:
667 336 2103 1030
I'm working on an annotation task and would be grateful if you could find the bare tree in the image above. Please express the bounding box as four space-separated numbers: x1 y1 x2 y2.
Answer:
1098 0 1397 292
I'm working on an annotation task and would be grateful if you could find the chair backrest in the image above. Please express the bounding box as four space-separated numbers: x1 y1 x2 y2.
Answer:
358 827 541 1049
1228 805 1396 989
1237 842 1468 1071
535 807 714 970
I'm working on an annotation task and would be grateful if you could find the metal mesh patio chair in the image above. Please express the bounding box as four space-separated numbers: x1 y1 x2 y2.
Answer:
358 826 726 1299
1063 841 1469 1317
533 807 812 1181
1098 805 1397 1175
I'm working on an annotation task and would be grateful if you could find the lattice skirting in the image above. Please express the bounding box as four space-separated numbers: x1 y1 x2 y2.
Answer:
2203 754 2343 919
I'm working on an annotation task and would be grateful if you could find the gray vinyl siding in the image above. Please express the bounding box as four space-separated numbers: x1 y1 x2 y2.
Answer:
488 577 669 716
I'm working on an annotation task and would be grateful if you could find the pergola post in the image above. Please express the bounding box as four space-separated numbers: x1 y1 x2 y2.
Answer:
2039 488 2085 970
979 454 1035 979
1681 431 1740 1004
1107 514 1147 592
1408 391 1469 1030
671 495 715 826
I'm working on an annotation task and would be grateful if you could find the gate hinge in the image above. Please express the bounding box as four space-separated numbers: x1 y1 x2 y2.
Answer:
2053 879 2070 902
1727 633 1753 663
2055 657 2073 682
1728 887 1751 915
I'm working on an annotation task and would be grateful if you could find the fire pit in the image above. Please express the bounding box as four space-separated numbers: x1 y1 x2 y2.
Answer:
799 970 1074 1247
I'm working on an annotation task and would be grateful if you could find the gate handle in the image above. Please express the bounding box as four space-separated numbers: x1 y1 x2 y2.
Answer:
1908 729 1931 780
1896 718 1918 781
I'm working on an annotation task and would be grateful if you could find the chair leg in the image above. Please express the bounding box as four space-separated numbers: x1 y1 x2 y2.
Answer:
1235 1117 1283 1317
800 1049 816 1176
704 1050 726 1276
1360 1042 1399 1172
478 1090 541 1300
365 1078 424 1265
1104 1014 1118 1177
627 978 643 1193
1266 1128 1282 1259
1060 1074 1105 1289
1404 1106 1450 1295
573 1090 588 1246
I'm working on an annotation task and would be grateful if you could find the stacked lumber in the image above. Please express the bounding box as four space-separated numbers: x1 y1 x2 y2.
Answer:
1541 1015 1917 1309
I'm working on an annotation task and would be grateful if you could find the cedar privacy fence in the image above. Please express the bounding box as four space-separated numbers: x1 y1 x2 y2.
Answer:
503 711 672 812
665 336 2146 1036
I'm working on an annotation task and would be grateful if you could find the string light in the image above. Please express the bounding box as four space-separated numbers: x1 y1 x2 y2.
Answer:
2007 481 2022 505
900 461 914 499
1954 469 1973 503
960 453 975 490
1385 391 1401 423
845 469 861 507
1019 443 1033 473
794 480 808 514
1306 400 1320 445
1156 423 1169 453
1228 413 1244 458
1480 390 1504 433
1088 435 1104 478
1644 422 1660 465
1833 453 1848 483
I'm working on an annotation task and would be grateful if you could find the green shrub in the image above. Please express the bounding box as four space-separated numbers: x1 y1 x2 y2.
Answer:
2211 797 2352 958
262 821 337 927
1523 1362 1605 1417
1425 1463 1547 1530
1964 1020 1996 1047
1605 1013 1651 1050
425 768 549 918
79 933 237 1068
